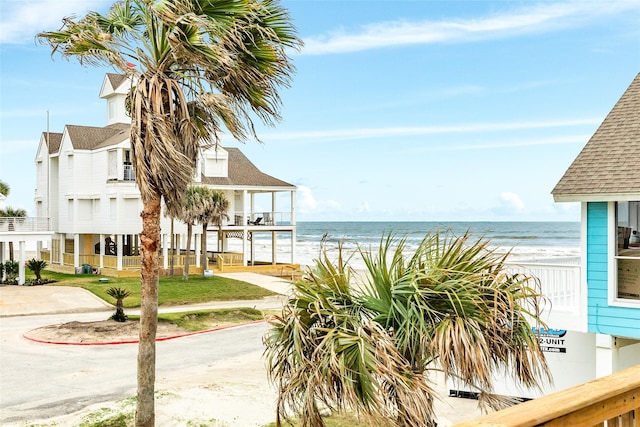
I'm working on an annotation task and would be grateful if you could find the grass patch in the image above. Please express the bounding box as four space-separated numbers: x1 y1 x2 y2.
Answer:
128 307 265 331
39 270 277 308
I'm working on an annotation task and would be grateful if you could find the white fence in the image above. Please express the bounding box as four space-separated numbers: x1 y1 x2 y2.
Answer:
0 217 51 232
506 258 581 313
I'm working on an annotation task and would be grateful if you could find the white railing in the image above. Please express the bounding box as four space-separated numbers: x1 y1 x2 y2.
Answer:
123 164 135 181
0 217 51 232
231 211 293 226
506 258 581 314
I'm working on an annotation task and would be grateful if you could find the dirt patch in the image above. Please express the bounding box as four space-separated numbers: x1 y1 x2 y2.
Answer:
25 319 191 343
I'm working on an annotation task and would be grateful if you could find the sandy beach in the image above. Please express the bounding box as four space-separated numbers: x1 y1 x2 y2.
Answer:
14 348 483 427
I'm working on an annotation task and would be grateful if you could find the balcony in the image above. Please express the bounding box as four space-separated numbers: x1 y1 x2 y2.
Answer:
0 217 51 233
123 164 135 181
506 257 583 331
230 211 293 227
454 365 640 427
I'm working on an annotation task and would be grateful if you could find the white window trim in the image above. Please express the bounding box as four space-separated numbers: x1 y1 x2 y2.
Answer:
608 202 640 308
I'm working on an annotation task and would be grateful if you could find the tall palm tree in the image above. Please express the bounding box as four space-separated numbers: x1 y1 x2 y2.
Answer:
179 186 211 280
264 232 551 427
208 190 229 263
38 2 300 425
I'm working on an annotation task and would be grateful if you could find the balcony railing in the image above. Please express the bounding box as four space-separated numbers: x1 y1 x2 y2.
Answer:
0 217 51 232
506 258 581 314
231 211 293 226
123 164 135 181
454 365 640 427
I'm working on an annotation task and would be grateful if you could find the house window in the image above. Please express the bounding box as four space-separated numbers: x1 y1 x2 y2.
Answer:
108 99 116 120
615 201 640 301
110 198 117 221
123 149 134 181
108 150 117 179
68 199 74 221
79 199 92 221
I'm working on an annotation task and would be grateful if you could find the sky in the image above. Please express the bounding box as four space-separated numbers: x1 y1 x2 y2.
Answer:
1 0 639 222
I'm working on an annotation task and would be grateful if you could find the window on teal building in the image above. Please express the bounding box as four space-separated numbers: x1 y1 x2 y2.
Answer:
616 201 640 301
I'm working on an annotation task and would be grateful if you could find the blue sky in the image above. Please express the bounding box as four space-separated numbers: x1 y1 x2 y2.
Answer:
1 0 639 222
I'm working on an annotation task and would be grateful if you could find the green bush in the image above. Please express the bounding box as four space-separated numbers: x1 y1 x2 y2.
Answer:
3 260 18 284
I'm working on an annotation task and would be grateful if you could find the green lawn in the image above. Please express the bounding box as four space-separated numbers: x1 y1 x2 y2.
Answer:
39 270 278 308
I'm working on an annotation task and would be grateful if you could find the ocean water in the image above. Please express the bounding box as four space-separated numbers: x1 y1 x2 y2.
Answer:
225 221 581 269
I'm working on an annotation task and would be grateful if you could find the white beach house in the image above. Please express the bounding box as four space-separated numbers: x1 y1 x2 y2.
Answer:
33 73 297 276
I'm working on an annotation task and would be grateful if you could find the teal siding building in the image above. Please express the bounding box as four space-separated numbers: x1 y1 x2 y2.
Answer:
553 74 640 376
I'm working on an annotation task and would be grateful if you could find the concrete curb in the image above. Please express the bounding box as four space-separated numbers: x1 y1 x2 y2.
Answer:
22 319 267 346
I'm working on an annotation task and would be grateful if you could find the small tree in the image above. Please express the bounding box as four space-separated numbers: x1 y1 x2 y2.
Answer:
3 261 19 284
26 258 48 282
265 232 551 426
106 287 131 322
210 190 230 255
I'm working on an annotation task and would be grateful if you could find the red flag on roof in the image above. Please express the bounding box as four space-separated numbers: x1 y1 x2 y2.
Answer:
126 61 136 69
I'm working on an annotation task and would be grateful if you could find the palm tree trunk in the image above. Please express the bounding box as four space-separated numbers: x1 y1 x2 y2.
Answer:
183 223 192 280
201 222 208 272
169 218 175 277
136 192 160 427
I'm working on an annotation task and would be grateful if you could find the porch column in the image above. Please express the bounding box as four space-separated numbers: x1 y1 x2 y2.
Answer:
36 241 42 259
73 234 80 268
99 234 105 269
0 242 4 281
271 192 277 265
58 234 64 265
18 241 25 285
162 233 168 269
242 189 248 266
291 190 296 264
116 234 123 271
595 334 620 378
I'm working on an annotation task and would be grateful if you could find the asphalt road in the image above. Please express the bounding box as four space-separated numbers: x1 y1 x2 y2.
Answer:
0 311 269 424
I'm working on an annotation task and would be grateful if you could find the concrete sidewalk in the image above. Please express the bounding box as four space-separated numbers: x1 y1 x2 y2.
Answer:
0 272 291 317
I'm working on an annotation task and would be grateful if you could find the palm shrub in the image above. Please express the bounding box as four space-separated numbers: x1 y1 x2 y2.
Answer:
26 258 48 283
107 287 132 322
264 231 551 427
3 260 19 284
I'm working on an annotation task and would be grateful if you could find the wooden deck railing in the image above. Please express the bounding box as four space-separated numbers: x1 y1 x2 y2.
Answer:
217 253 244 271
454 365 640 427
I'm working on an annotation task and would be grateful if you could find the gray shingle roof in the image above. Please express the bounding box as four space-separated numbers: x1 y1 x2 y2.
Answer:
66 124 129 150
106 73 128 91
552 73 640 201
201 148 295 189
42 132 63 154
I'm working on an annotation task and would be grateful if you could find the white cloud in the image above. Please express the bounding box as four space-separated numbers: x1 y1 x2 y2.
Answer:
301 1 640 55
296 185 317 213
499 192 526 213
296 185 341 216
261 119 599 144
0 0 112 44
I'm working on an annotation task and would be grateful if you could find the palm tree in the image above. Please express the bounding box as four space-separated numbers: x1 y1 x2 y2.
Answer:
179 186 211 280
0 180 9 197
26 258 48 282
106 287 132 322
264 231 551 427
38 2 300 425
0 207 27 260
208 190 229 265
